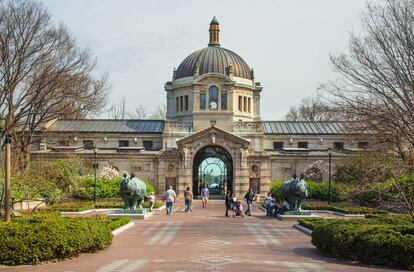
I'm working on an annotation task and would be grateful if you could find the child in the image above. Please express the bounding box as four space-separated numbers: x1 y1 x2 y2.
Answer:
233 200 244 218
148 192 155 212
265 192 273 216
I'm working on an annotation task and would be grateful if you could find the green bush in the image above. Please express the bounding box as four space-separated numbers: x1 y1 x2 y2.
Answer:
106 218 131 231
73 176 155 200
270 180 347 202
302 204 388 215
46 200 163 211
311 220 414 269
0 214 112 265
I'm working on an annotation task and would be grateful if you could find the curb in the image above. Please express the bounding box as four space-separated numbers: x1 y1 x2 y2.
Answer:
293 223 312 236
111 221 135 236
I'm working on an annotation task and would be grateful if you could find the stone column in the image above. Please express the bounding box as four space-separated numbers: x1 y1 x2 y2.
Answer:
177 147 192 197
260 158 272 195
233 148 249 198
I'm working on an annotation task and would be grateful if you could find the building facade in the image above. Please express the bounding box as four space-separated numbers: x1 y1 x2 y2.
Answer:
32 18 377 197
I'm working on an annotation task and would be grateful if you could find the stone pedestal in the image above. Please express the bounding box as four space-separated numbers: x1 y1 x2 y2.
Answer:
108 208 153 220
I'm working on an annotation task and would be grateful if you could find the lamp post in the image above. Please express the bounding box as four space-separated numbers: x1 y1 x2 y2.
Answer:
93 146 98 204
327 147 333 205
0 114 11 222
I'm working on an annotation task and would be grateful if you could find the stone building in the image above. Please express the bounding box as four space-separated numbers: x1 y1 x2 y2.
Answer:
32 18 377 198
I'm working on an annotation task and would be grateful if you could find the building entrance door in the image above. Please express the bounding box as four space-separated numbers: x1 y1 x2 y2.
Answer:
165 177 177 194
249 178 260 194
192 145 233 199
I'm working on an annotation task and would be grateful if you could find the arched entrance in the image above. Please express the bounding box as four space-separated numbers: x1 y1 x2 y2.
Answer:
192 145 233 198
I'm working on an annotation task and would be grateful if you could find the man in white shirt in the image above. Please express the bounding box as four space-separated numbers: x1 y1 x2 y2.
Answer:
165 186 177 215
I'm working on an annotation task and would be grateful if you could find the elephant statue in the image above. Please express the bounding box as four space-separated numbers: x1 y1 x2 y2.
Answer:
281 174 308 211
119 173 147 210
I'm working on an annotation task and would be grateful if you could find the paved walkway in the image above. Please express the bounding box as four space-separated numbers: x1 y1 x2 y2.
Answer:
1 200 399 272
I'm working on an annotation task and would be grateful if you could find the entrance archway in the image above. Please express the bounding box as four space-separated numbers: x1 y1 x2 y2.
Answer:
192 145 233 198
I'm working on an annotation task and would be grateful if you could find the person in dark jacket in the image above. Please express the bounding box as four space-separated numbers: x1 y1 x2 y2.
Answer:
244 188 255 216
225 190 233 217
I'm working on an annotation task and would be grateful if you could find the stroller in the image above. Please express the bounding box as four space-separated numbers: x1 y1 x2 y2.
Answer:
232 198 244 218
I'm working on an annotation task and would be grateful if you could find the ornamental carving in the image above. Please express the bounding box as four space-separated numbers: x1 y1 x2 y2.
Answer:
233 121 260 129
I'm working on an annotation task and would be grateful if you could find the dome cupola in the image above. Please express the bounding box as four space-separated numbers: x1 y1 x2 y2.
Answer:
175 17 253 80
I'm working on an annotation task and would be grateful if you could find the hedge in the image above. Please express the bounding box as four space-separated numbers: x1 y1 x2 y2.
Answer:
72 176 155 200
46 200 163 212
270 180 348 202
302 204 387 215
0 214 113 265
311 220 414 269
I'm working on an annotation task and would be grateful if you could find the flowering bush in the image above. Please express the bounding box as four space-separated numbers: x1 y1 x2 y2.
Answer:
304 160 328 181
97 165 120 180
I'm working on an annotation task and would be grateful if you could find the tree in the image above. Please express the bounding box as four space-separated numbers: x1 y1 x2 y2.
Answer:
325 0 414 162
285 95 341 121
128 104 148 119
0 0 108 167
108 100 166 120
109 97 128 119
148 104 167 120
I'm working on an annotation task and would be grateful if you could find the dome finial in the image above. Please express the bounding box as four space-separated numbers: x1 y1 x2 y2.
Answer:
208 17 220 46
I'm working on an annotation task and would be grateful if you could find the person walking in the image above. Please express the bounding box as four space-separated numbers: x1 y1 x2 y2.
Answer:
201 184 209 208
184 186 193 212
244 187 255 216
148 192 156 212
225 190 232 217
265 192 273 216
164 185 176 215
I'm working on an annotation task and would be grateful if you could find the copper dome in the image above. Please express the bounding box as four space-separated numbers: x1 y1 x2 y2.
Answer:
175 46 252 80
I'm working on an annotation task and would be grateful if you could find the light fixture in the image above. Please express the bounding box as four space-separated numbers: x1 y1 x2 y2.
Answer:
74 136 77 142
327 147 333 155
133 137 138 143
319 138 324 144
289 138 293 144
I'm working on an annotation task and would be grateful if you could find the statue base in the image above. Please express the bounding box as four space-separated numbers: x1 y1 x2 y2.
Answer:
108 208 153 220
276 210 318 221
284 210 312 216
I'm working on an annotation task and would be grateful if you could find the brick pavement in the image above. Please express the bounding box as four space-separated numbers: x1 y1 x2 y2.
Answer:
0 200 400 272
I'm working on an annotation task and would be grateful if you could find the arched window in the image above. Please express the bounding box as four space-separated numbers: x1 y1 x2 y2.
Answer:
209 86 218 109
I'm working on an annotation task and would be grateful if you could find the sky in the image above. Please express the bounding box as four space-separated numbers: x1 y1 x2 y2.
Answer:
40 0 379 120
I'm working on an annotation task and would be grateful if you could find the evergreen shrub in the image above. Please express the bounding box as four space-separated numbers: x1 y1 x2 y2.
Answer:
0 214 112 265
311 220 414 269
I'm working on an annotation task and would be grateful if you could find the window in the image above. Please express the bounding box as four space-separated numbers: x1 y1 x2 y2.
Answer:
248 97 251 113
119 140 129 147
238 96 242 111
143 141 153 151
180 96 183 111
334 142 344 150
243 96 247 112
185 95 188 111
200 93 206 109
358 142 369 149
208 86 218 109
221 92 227 110
298 142 308 149
83 140 94 150
273 141 284 149
176 97 179 112
58 140 69 146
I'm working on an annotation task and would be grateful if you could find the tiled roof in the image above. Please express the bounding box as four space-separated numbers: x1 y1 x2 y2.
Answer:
47 120 164 134
261 121 374 135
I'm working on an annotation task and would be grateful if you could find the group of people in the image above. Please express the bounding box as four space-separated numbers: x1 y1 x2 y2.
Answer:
224 187 256 217
264 192 290 217
162 184 292 218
